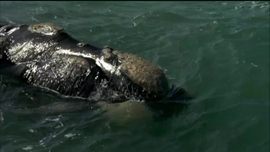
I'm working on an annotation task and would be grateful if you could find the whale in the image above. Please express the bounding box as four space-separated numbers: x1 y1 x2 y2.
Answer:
0 22 192 105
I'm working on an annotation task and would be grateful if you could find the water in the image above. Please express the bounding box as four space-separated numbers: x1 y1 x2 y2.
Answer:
0 1 269 152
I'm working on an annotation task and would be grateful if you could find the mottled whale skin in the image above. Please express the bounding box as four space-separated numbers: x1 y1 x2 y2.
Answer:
0 22 191 103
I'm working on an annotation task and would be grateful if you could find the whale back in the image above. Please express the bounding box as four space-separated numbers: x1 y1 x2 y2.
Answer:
1 22 191 103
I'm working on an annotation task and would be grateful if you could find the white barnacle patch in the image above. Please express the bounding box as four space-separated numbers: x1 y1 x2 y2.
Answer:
43 63 50 70
0 25 20 36
28 23 63 36
95 56 122 76
85 68 91 76
54 48 97 59
7 27 20 35
77 42 85 47
95 75 99 80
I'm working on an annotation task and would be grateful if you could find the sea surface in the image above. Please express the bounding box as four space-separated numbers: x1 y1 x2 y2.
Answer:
0 1 269 152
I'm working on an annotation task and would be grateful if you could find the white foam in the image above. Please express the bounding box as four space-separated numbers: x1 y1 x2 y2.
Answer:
64 133 76 138
22 145 33 151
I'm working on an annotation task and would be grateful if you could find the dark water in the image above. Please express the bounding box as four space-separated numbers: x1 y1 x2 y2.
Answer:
0 1 269 152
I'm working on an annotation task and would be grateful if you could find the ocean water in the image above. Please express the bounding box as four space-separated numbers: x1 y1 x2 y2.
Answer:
0 1 269 152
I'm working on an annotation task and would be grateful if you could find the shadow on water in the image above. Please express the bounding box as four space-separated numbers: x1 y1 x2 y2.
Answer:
0 65 195 121
0 76 194 123
145 86 194 120
145 102 189 120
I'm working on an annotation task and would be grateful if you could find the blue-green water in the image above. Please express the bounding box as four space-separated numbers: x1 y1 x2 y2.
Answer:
0 1 269 152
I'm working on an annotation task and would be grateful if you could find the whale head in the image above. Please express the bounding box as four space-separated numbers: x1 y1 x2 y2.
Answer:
95 47 170 101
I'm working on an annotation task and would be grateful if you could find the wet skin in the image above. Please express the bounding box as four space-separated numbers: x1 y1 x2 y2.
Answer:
0 22 192 105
